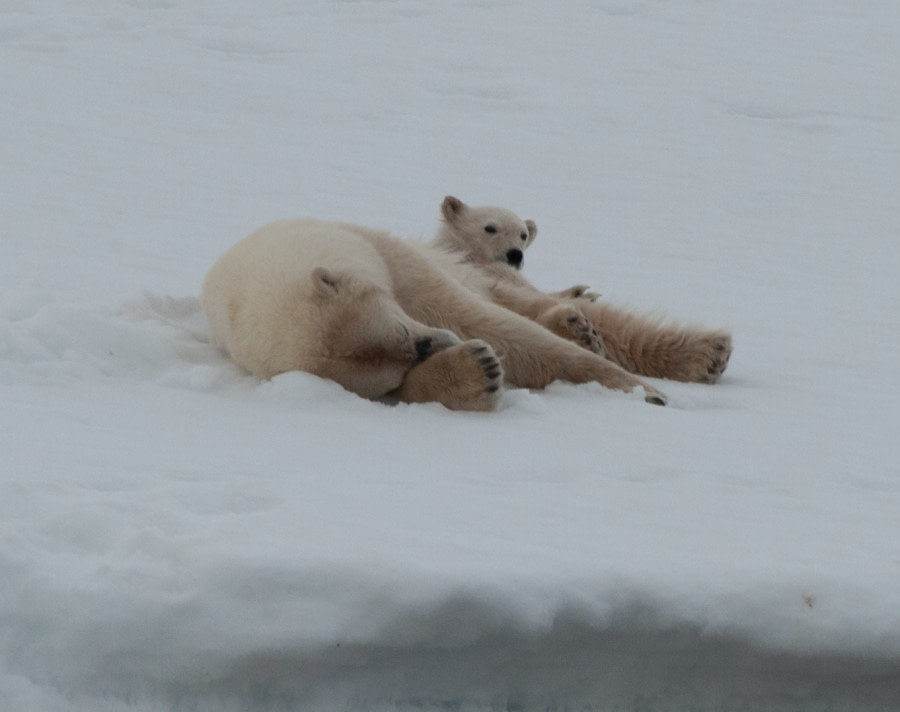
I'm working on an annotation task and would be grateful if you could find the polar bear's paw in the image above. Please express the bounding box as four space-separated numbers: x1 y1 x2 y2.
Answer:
464 340 503 389
391 339 504 411
695 331 732 384
550 284 600 302
537 304 605 356
669 330 732 384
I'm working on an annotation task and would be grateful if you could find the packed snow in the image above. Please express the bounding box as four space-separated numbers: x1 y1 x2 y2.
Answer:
2 1 899 710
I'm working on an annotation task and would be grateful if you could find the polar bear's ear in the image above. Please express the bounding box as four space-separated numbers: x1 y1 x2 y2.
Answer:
525 219 537 247
441 195 466 221
311 267 341 298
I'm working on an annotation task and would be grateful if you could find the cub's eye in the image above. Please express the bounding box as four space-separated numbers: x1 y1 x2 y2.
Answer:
484 225 497 234
520 232 527 241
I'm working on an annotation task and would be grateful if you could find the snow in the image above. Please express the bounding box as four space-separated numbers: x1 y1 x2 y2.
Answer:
2 1 900 710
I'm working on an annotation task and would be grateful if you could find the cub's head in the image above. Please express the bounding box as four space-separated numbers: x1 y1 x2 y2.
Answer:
434 195 537 270
307 267 458 399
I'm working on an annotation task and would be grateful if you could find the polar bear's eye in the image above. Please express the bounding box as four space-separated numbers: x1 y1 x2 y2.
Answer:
520 232 527 241
484 225 497 234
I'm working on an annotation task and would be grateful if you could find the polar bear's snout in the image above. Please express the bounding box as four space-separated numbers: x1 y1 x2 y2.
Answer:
505 248 524 269
415 328 461 361
415 338 433 360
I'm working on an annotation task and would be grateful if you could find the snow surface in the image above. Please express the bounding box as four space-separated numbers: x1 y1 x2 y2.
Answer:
2 1 900 710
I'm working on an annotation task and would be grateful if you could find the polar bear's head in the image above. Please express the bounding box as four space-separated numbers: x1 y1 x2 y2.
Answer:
434 196 537 270
307 267 459 399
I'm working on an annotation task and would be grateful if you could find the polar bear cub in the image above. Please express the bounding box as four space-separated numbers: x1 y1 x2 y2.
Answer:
202 215 667 410
433 196 732 384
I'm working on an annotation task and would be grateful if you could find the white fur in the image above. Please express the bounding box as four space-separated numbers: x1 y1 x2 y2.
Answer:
202 212 667 410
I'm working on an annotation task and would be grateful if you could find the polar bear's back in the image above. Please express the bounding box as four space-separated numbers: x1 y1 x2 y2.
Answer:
213 218 390 287
201 218 391 378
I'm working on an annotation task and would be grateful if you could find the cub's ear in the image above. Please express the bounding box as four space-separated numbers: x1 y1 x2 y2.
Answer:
311 267 341 298
441 195 466 221
525 219 537 246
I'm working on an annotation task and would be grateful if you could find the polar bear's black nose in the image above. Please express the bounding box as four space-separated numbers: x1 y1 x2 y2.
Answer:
506 248 524 269
414 337 433 360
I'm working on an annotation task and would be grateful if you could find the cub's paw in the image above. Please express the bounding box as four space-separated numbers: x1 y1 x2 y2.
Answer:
537 304 606 356
551 284 600 302
705 332 732 383
392 339 503 411
686 331 732 384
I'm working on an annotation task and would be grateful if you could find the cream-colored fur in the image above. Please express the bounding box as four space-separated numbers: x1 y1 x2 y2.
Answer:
433 196 732 384
202 220 462 399
202 216 667 411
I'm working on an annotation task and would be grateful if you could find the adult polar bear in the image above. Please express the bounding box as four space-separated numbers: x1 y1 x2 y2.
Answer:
202 208 668 411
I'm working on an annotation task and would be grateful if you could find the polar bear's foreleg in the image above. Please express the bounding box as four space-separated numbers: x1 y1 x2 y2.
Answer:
389 339 504 412
429 294 668 405
378 238 666 405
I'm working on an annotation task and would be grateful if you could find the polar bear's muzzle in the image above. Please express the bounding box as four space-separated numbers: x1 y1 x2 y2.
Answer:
505 248 524 269
415 338 434 360
414 329 461 361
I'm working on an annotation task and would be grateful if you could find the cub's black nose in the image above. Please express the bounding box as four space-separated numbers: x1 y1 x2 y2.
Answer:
415 337 433 360
506 248 524 268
